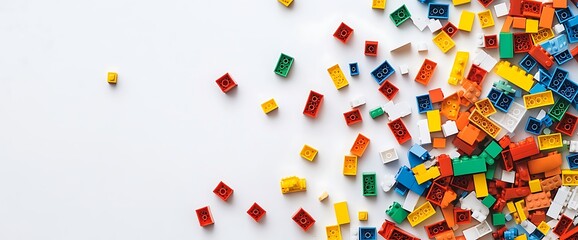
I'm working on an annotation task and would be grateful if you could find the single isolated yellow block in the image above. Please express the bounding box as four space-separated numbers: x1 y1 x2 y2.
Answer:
372 0 386 9
358 211 368 221
318 191 329 201
458 11 475 31
478 10 495 28
327 64 349 90
326 225 342 240
526 19 539 33
452 0 471 6
278 0 293 7
334 201 351 225
343 155 358 176
529 179 542 193
433 31 456 53
107 72 118 84
300 144 318 161
427 110 442 132
473 173 488 198
261 98 278 114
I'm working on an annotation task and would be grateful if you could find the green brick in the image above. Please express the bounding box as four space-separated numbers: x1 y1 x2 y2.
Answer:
370 106 385 119
482 195 496 208
386 201 408 224
548 97 570 121
483 141 503 159
362 172 377 197
492 213 506 226
274 53 294 77
452 155 487 176
390 5 411 27
486 163 496 180
499 32 513 59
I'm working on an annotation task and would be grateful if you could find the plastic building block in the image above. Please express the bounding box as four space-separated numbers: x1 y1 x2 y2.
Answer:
519 54 537 72
415 59 437 85
459 10 475 32
537 133 563 150
453 0 471 5
554 24 567 35
378 80 399 100
107 72 117 84
382 101 411 121
529 179 542 193
529 45 555 70
433 31 455 53
526 19 539 33
452 154 489 176
411 16 429 31
407 201 436 226
195 206 214 227
328 64 349 90
513 33 533 53
442 22 458 38
454 208 472 224
334 201 350 225
502 16 514 32
428 88 444 103
416 94 433 113
350 133 369 157
473 173 488 197
261 98 278 114
395 166 431 195
457 124 480 145
525 117 542 135
213 181 234 201
371 60 395 85
343 109 362 126
525 192 552 211
515 200 528 222
554 49 574 65
399 65 409 75
364 41 378 57
478 10 495 28
386 201 408 224
493 79 516 94
359 227 377 240
318 191 329 201
278 0 293 7
484 140 503 159
495 3 509 17
554 0 567 8
448 52 469 85
493 91 514 111
493 213 506 226
469 110 502 138
349 62 359 76
532 28 555 44
369 106 385 119
428 3 449 19
362 172 377 196
433 138 446 149
379 147 398 164
499 33 514 59
303 90 323 118
441 93 460 120
487 88 502 103
477 0 493 7
463 221 492 240
358 211 368 221
349 96 366 109
482 195 496 208
550 67 569 91
430 19 444 33
343 155 358 176
555 8 574 23
390 5 411 26
300 144 318 161
509 137 540 161
424 220 451 239
333 22 354 44
483 34 498 49
281 176 307 194
426 110 441 132
292 208 315 231
402 190 420 211
475 99 496 116
556 113 578 136
326 225 342 240
523 91 554 109
417 119 431 145
247 202 266 222
412 164 440 184
372 0 385 9
274 53 294 77
522 0 542 18
542 175 562 191
467 65 489 85
390 40 411 52
559 79 578 102
215 73 237 93
549 98 570 122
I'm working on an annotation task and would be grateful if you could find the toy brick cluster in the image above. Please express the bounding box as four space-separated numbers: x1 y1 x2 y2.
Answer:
201 0 578 239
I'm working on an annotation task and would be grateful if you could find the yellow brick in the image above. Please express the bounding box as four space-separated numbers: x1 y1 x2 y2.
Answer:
334 201 351 225
278 0 293 7
427 110 441 132
358 211 368 221
326 225 342 240
515 200 527 222
372 0 386 9
280 176 307 193
448 51 469 85
458 11 475 31
478 10 495 28
412 164 441 184
495 61 535 92
473 173 488 198
475 98 497 116
537 221 550 235
318 191 329 201
531 28 555 44
562 169 578 186
523 91 555 109
433 31 455 53
452 0 471 6
514 235 528 240
537 133 563 150
526 19 539 33
506 201 516 213
107 72 118 84
300 144 318 161
468 110 502 138
529 179 542 193
407 201 436 226
343 155 358 176
328 64 349 90
261 98 278 114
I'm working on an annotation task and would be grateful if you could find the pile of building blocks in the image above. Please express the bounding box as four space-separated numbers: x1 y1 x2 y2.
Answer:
200 0 578 239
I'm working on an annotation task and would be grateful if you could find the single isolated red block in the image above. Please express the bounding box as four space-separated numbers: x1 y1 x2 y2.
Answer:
364 41 379 56
292 208 315 231
387 118 412 144
213 181 234 201
303 90 324 118
333 22 354 44
247 202 266 222
378 80 399 100
215 73 237 93
195 206 215 227
343 109 363 126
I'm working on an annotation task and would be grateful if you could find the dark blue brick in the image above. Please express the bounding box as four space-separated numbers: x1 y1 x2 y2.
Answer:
349 62 359 76
495 93 514 112
416 94 433 113
519 54 537 72
525 117 542 135
428 3 449 19
371 60 395 85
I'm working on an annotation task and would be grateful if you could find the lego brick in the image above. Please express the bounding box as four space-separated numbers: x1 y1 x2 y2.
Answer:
407 201 436 227
483 140 502 159
453 0 471 5
429 88 444 103
278 0 293 7
412 16 429 31
213 181 234 201
522 0 542 18
554 23 566 35
195 206 214 227
390 40 411 52
395 166 431 195
554 49 574 65
542 175 562 191
369 106 385 119
458 10 475 32
482 195 496 208
343 155 358 176
371 60 395 85
448 51 469 85
378 80 399 101
426 110 441 132
523 91 555 109
537 133 563 150
424 220 451 239
525 117 542 135
457 124 480 145
539 6 555 29
473 173 488 198
494 2 509 17
555 8 574 23
326 225 342 240
382 101 411 120
469 110 502 138
399 64 409 75
274 53 294 77
484 34 498 49
333 22 354 44
372 0 385 9
343 109 362 126
460 191 489 222
442 120 458 137
454 208 472 225
107 72 117 84
553 215 573 236
515 200 528 222
334 201 351 225
415 59 437 85
349 62 359 76
388 118 412 144
349 96 366 109
550 67 569 91
318 191 329 201
510 0 523 17
455 111 471 130
386 201 409 224
303 90 323 118
478 10 495 28
417 119 432 145
433 31 455 53
379 147 398 164
215 73 237 93
416 94 433 113
509 136 540 161
529 179 542 193
350 133 370 157
281 176 307 193
499 33 514 59
433 138 446 149
525 192 552 211
442 22 458 38
529 45 555 71
390 5 411 26
402 190 420 211
513 33 533 53
247 202 266 222
493 213 506 226
412 164 440 184
428 19 443 32
559 78 578 102
519 54 537 72
364 40 378 56
292 208 315 231
556 113 578 136
502 16 514 32
358 211 368 221
328 64 349 90
261 98 278 114
553 0 567 8
428 3 449 19
532 28 555 44
362 172 377 196
549 98 571 122
475 99 496 116
452 154 488 176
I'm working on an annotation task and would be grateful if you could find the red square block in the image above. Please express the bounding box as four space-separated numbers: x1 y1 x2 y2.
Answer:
195 206 215 227
466 64 488 85
453 208 471 224
484 34 498 49
513 33 533 53
344 109 363 126
215 73 237 93
213 181 234 201
247 202 266 222
303 90 324 118
292 208 315 231
556 113 578 136
364 41 378 56
333 22 354 44
378 80 399 100
442 22 458 38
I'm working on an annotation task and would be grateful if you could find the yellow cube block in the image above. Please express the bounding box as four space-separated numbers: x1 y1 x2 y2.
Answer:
529 179 542 193
433 31 455 53
452 0 471 5
326 225 342 240
537 221 550 234
526 19 539 33
334 201 351 225
473 173 488 198
426 110 441 132
278 0 293 7
358 211 368 221
327 64 349 90
107 72 118 84
372 0 386 9
478 10 495 28
300 144 318 161
458 11 475 31
261 98 278 114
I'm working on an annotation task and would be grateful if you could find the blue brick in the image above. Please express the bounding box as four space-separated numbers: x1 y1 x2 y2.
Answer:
556 8 574 24
541 115 553 127
519 54 537 72
416 94 433 113
394 184 409 196
525 117 542 135
428 3 449 19
529 83 547 94
408 144 430 168
540 34 569 55
371 60 395 85
538 68 552 84
359 227 377 240
504 228 518 240
349 62 359 76
495 93 514 112
554 49 574 65
549 67 569 91
568 154 578 169
567 24 578 44
395 166 430 195
487 88 502 103
559 78 578 102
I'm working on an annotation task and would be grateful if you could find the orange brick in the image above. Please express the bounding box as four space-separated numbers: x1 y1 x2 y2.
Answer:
442 205 455 228
433 138 447 149
457 124 480 145
477 130 487 142
540 6 555 28
512 17 526 29
456 111 471 130
553 0 567 8
502 16 513 32
429 88 444 103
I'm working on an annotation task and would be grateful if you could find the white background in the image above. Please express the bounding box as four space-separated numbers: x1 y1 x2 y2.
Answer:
1 0 577 239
